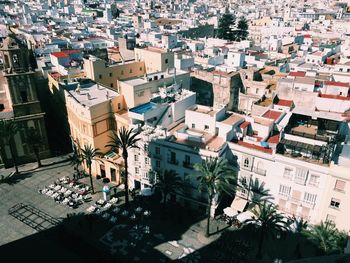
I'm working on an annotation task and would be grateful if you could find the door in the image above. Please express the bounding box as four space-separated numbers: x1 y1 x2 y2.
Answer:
110 168 116 182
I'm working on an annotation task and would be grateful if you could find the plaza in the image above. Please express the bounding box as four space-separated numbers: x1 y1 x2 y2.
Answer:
0 155 228 263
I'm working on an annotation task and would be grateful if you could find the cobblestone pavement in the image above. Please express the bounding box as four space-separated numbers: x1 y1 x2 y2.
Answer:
0 154 116 246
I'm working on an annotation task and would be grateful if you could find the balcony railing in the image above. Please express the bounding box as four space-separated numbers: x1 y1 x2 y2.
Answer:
168 159 179 165
183 161 194 169
253 167 266 176
241 164 252 171
302 200 316 209
153 153 162 160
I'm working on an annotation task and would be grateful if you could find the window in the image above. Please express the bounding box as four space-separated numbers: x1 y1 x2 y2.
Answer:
330 198 340 209
283 167 293 180
139 67 143 71
134 155 139 162
110 83 113 88
160 75 164 79
109 72 112 77
155 147 160 155
295 168 308 185
145 157 149 165
118 103 121 110
99 74 102 79
121 70 124 75
339 68 343 72
185 155 190 164
170 152 176 163
279 184 291 197
20 91 28 103
129 69 133 73
309 174 320 187
135 167 139 174
303 192 317 205
165 58 168 64
204 125 209 130
326 214 336 223
154 76 158 81
156 159 160 168
144 144 148 152
192 123 195 129
243 158 249 168
334 180 346 192
347 69 350 73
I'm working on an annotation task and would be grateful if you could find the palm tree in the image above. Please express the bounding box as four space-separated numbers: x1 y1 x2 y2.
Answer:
81 144 100 194
290 215 308 258
25 127 43 168
303 220 347 255
194 157 236 237
0 119 19 174
245 201 289 259
70 143 83 179
106 127 140 205
153 170 183 212
239 177 273 209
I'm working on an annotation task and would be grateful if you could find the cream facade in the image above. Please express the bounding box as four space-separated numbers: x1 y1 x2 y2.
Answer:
134 46 174 74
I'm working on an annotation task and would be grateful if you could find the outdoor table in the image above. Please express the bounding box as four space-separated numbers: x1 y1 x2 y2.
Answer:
46 190 54 196
121 210 129 216
54 185 61 191
144 226 150 234
102 213 111 219
144 210 151 216
86 205 96 213
41 188 48 194
49 184 55 189
60 187 67 193
110 216 117 223
113 207 120 214
130 214 136 220
109 197 118 204
64 190 72 197
135 207 143 213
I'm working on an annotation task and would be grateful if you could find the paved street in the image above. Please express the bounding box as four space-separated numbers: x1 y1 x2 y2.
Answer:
0 155 229 262
0 154 114 246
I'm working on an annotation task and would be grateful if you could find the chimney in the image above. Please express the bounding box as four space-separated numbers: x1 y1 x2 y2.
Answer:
87 93 91 100
106 90 109 99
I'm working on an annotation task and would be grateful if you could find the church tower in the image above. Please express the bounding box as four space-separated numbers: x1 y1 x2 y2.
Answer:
0 29 50 166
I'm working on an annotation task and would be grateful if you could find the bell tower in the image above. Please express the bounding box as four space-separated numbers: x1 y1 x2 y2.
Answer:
0 29 50 166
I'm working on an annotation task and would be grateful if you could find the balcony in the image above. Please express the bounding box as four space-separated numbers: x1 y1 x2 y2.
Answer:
241 164 252 171
302 200 316 209
168 159 179 165
183 161 194 169
153 153 162 160
253 167 266 176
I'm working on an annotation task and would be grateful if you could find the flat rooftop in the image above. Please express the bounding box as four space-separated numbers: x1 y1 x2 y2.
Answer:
66 80 119 108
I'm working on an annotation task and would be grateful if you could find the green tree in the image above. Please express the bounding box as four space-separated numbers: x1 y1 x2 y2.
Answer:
153 170 183 212
239 177 272 209
217 9 236 41
245 202 289 259
81 144 100 194
70 142 83 178
106 127 140 205
303 220 347 255
0 119 19 174
291 215 308 258
194 157 236 237
25 127 44 168
235 17 249 41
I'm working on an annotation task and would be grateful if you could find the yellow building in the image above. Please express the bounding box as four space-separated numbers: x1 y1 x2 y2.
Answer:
134 46 174 74
64 79 126 182
83 55 146 90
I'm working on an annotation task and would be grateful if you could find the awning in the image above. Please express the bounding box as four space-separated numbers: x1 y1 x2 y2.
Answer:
230 197 248 213
224 207 237 218
236 210 255 223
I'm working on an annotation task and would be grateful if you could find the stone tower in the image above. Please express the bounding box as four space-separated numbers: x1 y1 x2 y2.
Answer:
0 29 50 166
